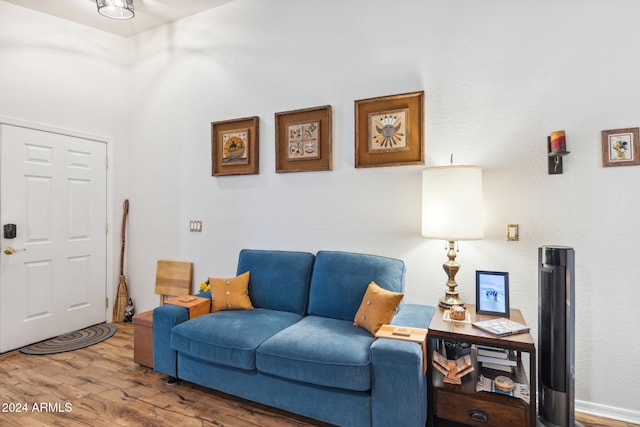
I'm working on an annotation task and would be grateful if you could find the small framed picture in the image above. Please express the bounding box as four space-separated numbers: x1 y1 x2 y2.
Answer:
354 91 424 168
211 116 259 176
601 127 640 167
475 271 510 317
275 105 332 173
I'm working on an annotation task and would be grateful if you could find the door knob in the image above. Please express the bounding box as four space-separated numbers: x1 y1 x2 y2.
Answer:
4 247 26 255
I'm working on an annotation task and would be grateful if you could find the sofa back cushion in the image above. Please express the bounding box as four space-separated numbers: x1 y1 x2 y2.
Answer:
236 249 315 315
307 251 405 321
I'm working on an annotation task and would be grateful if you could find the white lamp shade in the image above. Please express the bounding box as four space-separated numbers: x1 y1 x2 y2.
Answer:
422 165 484 241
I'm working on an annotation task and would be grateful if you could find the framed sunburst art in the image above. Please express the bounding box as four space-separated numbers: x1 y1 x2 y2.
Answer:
355 91 425 168
275 105 332 173
212 116 259 176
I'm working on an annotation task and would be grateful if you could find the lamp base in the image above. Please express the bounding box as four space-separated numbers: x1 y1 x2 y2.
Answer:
438 240 466 308
439 293 465 308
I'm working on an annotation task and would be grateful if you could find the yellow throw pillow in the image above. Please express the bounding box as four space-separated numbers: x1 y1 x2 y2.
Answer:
353 281 404 335
209 271 253 313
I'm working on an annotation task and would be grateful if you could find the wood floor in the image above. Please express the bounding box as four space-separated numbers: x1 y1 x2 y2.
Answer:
0 323 636 427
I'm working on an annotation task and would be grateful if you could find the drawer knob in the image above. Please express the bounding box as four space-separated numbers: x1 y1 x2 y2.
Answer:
468 408 490 422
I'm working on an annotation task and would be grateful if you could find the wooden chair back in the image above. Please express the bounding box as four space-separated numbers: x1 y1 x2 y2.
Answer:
155 260 193 305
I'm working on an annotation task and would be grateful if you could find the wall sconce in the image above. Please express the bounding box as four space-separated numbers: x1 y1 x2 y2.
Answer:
548 130 570 174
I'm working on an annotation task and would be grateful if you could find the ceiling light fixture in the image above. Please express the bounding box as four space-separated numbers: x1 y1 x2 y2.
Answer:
96 0 135 20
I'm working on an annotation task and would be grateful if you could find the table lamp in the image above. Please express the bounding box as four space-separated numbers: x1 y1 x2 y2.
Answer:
421 165 484 308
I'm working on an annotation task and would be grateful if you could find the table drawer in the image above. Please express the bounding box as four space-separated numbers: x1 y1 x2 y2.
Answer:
435 389 527 427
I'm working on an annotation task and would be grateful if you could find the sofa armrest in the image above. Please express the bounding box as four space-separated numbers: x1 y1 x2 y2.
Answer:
391 302 435 328
370 303 435 427
153 304 190 377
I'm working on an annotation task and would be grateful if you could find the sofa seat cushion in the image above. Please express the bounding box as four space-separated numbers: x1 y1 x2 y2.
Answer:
171 308 303 371
256 316 374 391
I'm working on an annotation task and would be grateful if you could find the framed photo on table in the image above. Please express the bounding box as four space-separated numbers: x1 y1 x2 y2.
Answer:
601 127 640 167
354 91 424 168
275 105 332 173
475 270 509 317
211 116 259 176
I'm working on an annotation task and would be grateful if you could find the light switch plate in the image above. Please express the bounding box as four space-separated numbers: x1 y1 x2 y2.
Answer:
189 220 202 232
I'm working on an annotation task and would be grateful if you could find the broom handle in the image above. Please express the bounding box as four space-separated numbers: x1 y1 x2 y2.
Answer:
120 199 129 276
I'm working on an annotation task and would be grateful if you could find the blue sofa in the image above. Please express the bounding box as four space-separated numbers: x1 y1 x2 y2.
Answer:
153 249 435 427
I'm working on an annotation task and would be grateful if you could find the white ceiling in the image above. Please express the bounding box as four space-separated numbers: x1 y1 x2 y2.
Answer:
3 0 232 37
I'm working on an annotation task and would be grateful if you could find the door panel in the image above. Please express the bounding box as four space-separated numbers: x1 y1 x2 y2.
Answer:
0 124 107 352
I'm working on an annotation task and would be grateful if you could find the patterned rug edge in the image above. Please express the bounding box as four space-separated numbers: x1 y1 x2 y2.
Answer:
19 323 116 355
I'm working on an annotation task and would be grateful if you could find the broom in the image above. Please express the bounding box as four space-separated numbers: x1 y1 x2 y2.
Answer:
112 199 130 322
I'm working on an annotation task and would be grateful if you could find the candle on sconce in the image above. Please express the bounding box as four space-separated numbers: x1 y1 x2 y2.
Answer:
550 130 567 154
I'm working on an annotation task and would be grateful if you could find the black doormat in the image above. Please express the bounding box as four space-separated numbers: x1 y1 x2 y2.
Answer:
19 323 116 355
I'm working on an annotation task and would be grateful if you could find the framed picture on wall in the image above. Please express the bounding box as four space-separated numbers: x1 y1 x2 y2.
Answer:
354 91 425 168
211 116 259 176
475 270 510 317
601 127 640 167
275 105 332 173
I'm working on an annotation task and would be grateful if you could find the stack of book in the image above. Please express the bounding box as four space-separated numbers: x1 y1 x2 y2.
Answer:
475 345 517 373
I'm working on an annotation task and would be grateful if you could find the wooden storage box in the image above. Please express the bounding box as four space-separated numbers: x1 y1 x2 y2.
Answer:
133 310 154 368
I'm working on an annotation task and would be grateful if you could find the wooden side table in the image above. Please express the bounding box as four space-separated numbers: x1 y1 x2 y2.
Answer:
133 310 154 368
427 305 536 427
133 295 210 368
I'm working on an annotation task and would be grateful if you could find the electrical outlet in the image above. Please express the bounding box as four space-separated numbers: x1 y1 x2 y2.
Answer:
506 224 519 241
189 220 203 232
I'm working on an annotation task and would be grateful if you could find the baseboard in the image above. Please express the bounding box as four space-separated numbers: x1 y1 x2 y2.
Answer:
576 399 640 424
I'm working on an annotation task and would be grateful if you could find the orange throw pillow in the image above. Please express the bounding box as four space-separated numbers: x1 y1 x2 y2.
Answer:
209 271 253 313
353 281 404 335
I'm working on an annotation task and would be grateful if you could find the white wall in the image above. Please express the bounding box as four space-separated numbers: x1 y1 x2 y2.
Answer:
2 0 639 422
0 1 131 320
127 0 640 420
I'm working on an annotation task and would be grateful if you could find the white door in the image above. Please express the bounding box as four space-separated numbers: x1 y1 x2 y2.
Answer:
0 124 107 353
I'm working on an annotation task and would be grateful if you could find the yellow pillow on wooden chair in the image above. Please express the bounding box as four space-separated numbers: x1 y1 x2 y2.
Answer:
353 281 404 335
209 271 254 312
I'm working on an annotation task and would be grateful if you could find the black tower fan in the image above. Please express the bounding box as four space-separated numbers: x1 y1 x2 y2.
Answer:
538 246 582 427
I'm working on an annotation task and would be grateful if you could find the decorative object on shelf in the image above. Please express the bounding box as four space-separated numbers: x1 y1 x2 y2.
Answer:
494 375 515 392
476 375 530 403
211 116 259 176
354 91 424 168
421 162 484 308
96 0 134 20
275 105 332 173
432 350 474 385
547 130 570 174
475 270 510 316
601 127 640 167
443 340 471 360
443 309 471 324
448 305 467 321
